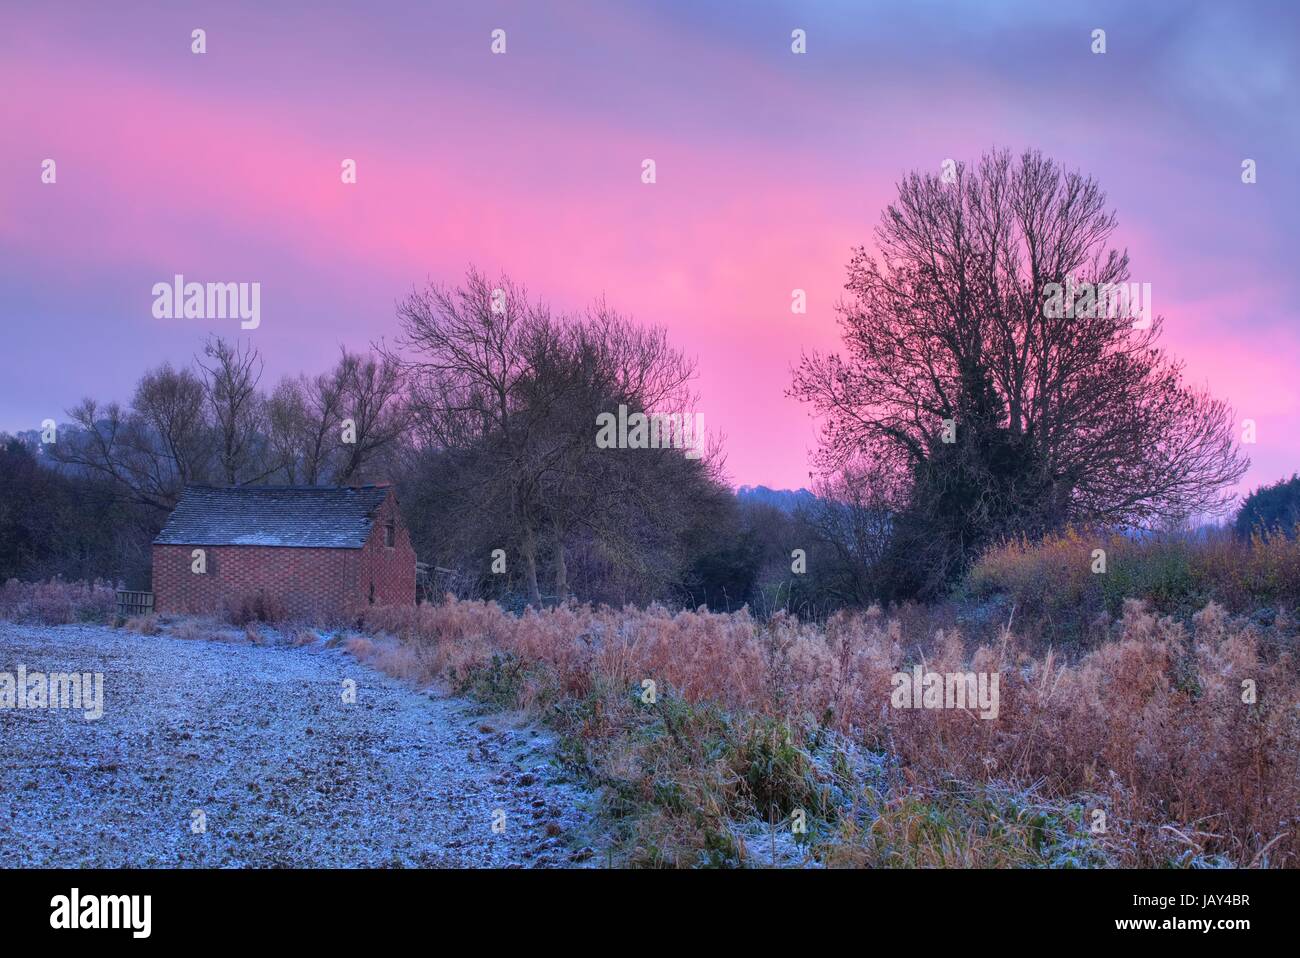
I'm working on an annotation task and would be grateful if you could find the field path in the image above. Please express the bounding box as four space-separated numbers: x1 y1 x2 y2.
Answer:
0 623 592 867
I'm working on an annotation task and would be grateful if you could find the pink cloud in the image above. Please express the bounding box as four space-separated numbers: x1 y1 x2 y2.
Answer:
2 16 1295 497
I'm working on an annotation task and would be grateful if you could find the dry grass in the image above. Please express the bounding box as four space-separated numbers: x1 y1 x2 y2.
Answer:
170 618 226 642
292 628 319 647
0 578 116 625
966 528 1300 645
357 596 1299 868
123 613 160 636
221 591 289 627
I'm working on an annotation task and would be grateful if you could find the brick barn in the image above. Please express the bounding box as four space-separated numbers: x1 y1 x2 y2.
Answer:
152 484 416 622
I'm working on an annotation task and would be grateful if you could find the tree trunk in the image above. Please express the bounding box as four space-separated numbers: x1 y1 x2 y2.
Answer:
520 524 542 607
553 521 569 600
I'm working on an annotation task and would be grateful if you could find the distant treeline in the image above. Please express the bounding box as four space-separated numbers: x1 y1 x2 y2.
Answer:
0 272 880 612
8 155 1299 612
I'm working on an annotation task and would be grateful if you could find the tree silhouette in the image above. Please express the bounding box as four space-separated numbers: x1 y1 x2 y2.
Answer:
791 149 1248 596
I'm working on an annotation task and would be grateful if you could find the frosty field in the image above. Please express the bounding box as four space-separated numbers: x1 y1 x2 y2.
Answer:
0 623 591 868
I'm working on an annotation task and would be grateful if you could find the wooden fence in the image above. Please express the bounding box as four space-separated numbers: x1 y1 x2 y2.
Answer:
116 590 155 618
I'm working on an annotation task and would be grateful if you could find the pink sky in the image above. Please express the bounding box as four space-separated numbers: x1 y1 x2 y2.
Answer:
2 0 1297 500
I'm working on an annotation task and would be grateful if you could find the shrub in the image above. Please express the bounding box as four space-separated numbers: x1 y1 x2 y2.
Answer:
0 578 116 625
965 528 1300 644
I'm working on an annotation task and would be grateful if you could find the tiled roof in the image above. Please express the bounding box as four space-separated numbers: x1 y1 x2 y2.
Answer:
154 485 393 548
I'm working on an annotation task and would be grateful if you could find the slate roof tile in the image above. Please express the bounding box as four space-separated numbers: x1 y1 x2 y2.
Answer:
153 485 393 549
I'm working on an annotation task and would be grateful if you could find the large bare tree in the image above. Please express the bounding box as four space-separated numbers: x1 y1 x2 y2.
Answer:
55 363 211 511
394 270 559 604
196 336 268 485
334 349 409 483
791 150 1248 594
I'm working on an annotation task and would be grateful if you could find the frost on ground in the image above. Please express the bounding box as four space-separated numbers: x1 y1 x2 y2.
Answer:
0 622 595 868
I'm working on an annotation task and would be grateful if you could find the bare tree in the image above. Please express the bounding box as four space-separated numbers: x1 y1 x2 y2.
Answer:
804 458 901 582
196 336 268 485
791 149 1248 594
264 376 311 483
394 268 712 607
53 362 213 511
54 399 176 511
334 349 409 483
533 304 700 599
132 362 212 487
300 364 350 484
394 270 558 604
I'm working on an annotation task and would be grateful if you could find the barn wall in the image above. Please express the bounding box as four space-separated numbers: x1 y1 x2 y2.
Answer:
151 543 360 622
355 493 417 609
150 488 417 622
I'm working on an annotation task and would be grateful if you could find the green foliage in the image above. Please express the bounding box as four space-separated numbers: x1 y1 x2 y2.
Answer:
817 784 1113 868
456 652 530 709
884 415 1061 601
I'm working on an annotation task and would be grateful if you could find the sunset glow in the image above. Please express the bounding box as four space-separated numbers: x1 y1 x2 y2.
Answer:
2 0 1296 494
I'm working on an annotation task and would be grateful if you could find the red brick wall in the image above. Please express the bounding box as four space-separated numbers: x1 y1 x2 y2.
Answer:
151 543 358 621
151 490 417 622
356 492 417 609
